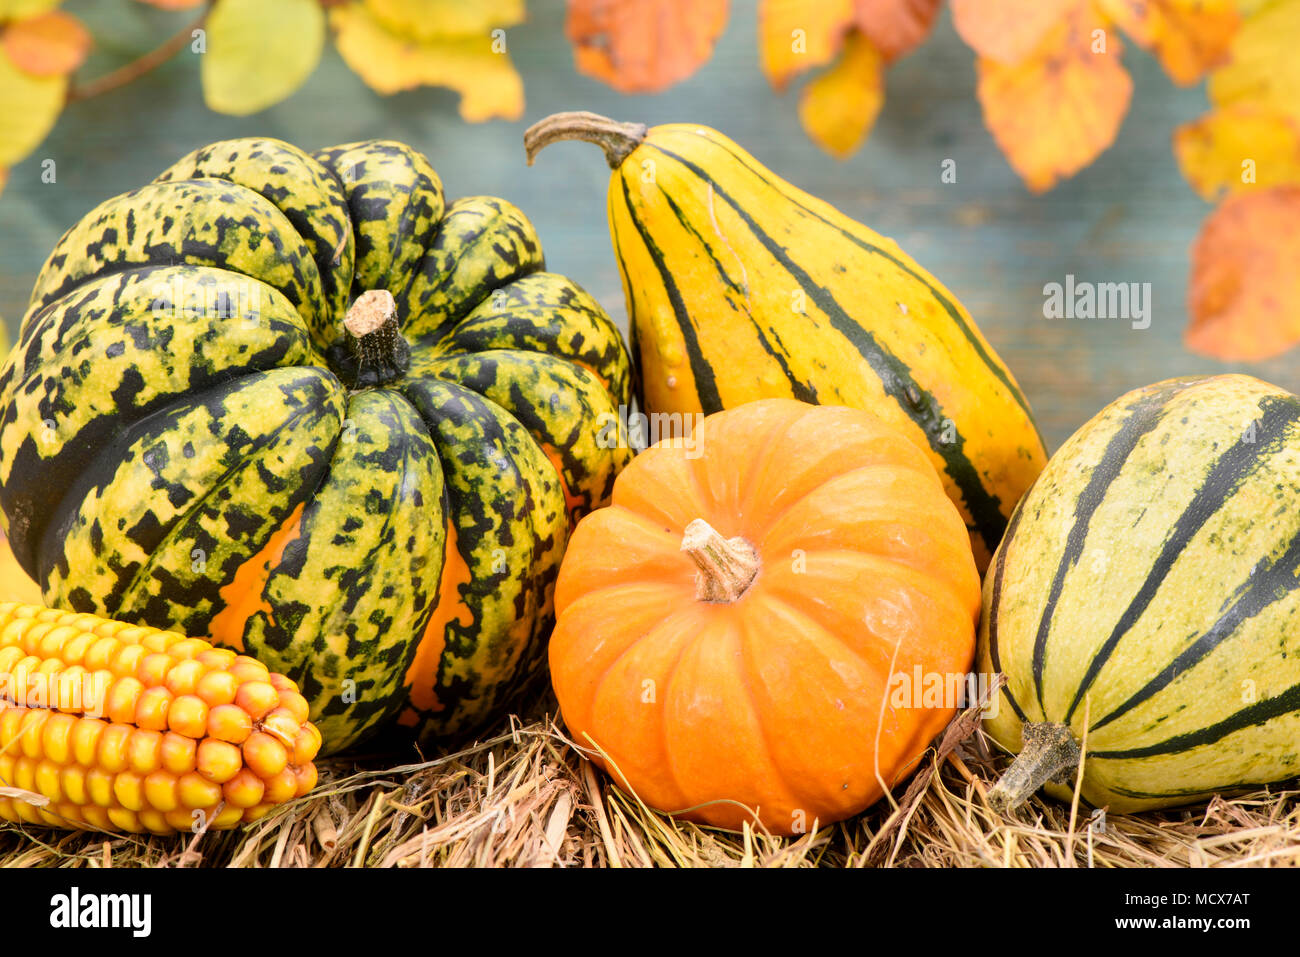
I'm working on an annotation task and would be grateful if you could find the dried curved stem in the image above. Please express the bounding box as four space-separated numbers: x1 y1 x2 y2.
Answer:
67 3 213 104
680 519 760 603
524 111 647 169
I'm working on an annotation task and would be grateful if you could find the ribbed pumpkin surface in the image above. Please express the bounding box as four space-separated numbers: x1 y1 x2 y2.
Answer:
980 374 1300 811
0 138 633 753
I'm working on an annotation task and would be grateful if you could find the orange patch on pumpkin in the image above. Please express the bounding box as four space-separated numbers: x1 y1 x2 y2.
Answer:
207 503 306 653
400 520 474 722
540 443 584 523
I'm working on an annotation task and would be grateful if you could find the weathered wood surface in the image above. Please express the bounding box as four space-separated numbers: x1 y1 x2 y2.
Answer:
0 0 1279 451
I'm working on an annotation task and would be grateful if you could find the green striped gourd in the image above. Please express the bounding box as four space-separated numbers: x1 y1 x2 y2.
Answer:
981 375 1300 812
524 111 1046 569
0 137 633 753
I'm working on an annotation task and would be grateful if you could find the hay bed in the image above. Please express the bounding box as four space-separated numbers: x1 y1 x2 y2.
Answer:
3 685 1298 868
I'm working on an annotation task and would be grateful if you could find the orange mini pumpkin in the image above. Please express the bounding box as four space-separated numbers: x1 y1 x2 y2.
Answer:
549 398 981 834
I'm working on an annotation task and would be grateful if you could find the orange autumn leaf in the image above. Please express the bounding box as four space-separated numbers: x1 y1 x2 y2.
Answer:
2 10 91 77
1174 106 1300 200
854 0 941 61
951 0 1081 65
798 30 884 158
758 0 853 90
1186 186 1300 360
976 6 1133 192
1098 0 1238 85
567 0 728 93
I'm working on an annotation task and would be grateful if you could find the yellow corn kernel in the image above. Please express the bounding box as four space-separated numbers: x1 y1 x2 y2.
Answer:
70 717 106 766
196 738 242 784
211 803 244 829
39 711 75 763
143 770 180 812
82 636 119 671
195 669 237 707
207 704 252 744
234 680 278 721
106 806 144 833
167 694 209 738
229 656 269 683
177 771 221 809
277 691 311 726
263 768 299 804
138 808 171 835
164 659 205 696
133 685 172 732
96 723 133 773
136 652 173 688
243 732 288 779
19 709 50 758
109 643 145 678
165 808 197 832
160 732 197 775
223 768 265 808
113 770 146 811
127 729 163 776
260 708 300 747
61 766 88 805
34 758 62 801
294 763 318 796
86 767 115 807
293 723 323 767
105 676 144 724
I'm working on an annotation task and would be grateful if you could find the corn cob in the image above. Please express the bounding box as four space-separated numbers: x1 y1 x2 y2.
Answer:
0 602 321 834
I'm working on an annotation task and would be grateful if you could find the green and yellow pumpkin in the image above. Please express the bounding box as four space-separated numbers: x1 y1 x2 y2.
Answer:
981 374 1300 812
0 137 633 753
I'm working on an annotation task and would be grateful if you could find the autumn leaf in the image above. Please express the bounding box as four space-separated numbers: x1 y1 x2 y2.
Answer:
132 0 205 8
0 44 64 167
951 0 1081 65
798 30 883 158
975 5 1133 192
202 0 325 115
366 0 525 41
1186 186 1300 360
1174 106 1300 200
758 0 852 89
0 0 60 18
567 0 728 93
332 2 523 122
1208 0 1300 124
3 10 91 77
854 0 941 61
1098 0 1238 85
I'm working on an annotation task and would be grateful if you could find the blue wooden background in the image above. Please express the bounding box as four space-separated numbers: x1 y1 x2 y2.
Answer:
0 0 1285 450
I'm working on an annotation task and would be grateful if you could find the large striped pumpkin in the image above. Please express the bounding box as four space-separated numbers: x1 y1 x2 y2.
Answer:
525 112 1046 568
0 137 633 753
981 375 1300 812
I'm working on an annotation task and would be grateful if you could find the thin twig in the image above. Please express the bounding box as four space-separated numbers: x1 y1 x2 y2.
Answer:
67 3 213 104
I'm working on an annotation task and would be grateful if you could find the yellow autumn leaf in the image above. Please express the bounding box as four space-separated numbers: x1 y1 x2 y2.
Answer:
1208 0 1300 124
365 0 525 42
0 0 60 19
797 30 883 158
758 0 854 89
976 5 1133 192
202 0 325 116
332 3 523 122
1174 106 1300 200
1098 0 1238 85
0 45 64 167
951 0 1081 65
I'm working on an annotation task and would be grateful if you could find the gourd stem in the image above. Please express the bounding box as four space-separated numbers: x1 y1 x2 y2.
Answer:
335 290 410 389
987 721 1082 812
524 111 648 169
680 519 760 603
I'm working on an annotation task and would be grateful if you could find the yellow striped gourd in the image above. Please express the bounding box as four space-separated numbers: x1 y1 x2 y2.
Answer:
525 112 1046 568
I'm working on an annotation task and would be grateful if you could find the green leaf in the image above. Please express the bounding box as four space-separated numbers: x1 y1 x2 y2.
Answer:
201 0 325 116
0 46 64 167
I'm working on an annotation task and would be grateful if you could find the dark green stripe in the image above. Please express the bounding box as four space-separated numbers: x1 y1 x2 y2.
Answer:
698 132 1040 437
1074 396 1300 726
1029 380 1200 712
647 144 1006 553
650 180 817 405
1108 783 1231 800
1091 498 1300 732
618 176 723 414
987 502 1030 723
1091 676 1300 761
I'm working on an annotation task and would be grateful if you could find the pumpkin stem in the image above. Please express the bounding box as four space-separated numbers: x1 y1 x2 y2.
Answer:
524 111 648 169
987 721 1081 813
680 519 760 603
333 290 410 388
